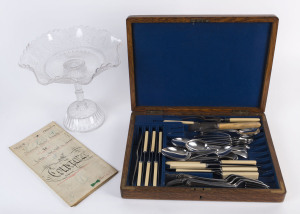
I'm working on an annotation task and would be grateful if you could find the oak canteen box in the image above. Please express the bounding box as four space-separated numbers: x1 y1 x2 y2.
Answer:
120 15 286 202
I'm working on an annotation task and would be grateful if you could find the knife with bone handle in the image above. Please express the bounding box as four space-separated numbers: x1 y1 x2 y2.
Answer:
164 117 260 124
137 130 149 186
131 129 143 186
150 130 156 186
188 122 261 132
158 130 163 185
145 130 157 186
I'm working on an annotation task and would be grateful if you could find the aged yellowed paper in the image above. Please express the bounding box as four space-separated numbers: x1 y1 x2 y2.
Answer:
10 121 118 206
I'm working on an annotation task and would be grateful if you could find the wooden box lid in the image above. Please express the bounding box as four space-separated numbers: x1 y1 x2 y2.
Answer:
127 15 278 113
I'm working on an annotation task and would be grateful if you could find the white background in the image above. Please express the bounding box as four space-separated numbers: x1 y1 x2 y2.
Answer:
0 0 299 213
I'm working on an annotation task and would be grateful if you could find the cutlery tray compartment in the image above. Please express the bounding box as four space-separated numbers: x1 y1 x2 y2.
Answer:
125 115 280 189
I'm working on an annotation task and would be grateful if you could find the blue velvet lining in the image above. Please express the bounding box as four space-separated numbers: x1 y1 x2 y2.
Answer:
132 22 271 107
126 115 279 189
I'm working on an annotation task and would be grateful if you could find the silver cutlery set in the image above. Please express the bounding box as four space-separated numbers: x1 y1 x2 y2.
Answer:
130 117 270 188
161 118 270 188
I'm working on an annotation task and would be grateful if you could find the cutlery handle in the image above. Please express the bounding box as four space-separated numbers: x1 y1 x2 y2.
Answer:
221 167 258 172
229 118 260 122
143 131 149 152
144 162 151 186
153 161 158 186
218 122 261 130
137 161 143 186
151 131 156 152
167 162 207 169
158 131 162 153
221 160 257 165
176 169 213 172
222 172 259 180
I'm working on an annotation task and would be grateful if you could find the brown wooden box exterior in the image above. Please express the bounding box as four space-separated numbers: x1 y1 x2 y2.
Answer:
120 15 286 202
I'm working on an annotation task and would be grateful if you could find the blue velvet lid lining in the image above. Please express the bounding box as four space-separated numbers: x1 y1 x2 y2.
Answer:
132 22 272 108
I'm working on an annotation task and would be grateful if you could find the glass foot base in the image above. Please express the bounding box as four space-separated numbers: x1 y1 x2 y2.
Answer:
63 99 105 132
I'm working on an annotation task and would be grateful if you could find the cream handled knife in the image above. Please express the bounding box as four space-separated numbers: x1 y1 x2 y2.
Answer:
144 131 151 186
137 130 149 186
151 130 157 186
155 130 163 187
164 118 260 124
163 120 261 131
156 130 163 185
189 122 261 132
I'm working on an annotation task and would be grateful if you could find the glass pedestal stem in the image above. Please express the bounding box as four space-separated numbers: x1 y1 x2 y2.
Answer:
74 83 84 102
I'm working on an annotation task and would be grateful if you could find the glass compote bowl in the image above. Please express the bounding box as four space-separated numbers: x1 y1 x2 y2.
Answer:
19 26 121 132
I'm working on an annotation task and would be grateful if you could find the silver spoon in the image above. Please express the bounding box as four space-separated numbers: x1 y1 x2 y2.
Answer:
185 140 248 158
162 147 215 161
185 139 209 151
171 138 190 148
186 140 231 152
162 146 236 161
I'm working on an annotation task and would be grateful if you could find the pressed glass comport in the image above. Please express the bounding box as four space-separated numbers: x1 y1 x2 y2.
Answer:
19 26 121 132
